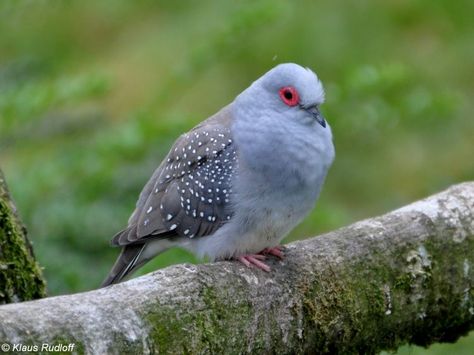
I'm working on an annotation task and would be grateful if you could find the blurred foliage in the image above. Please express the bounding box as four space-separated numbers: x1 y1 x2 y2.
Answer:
0 1 473 353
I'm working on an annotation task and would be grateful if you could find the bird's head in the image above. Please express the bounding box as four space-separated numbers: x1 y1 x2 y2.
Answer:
235 63 327 128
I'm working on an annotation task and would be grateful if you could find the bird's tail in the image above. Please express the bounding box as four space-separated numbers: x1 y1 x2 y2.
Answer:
101 244 146 287
101 238 178 287
101 237 174 287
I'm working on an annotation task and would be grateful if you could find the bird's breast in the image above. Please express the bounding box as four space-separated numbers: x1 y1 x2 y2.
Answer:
233 119 333 192
229 108 334 238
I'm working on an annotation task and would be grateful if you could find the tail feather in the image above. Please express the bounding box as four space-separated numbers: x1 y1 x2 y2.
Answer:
101 244 146 287
101 238 175 287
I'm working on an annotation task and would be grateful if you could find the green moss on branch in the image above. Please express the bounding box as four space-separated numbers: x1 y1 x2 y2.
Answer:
0 183 472 354
0 169 46 304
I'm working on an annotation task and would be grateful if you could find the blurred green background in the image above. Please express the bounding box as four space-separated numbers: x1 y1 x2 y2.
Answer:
0 1 473 353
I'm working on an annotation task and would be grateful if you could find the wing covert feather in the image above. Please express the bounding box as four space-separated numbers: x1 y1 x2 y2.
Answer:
111 106 236 246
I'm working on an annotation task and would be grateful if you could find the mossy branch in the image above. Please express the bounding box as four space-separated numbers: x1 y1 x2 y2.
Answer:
0 169 46 304
0 183 473 354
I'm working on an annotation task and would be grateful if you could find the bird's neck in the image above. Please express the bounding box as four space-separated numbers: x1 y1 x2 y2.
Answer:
231 107 334 192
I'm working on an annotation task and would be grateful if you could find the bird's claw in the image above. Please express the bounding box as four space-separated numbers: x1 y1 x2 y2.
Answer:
261 246 284 259
236 246 285 272
237 254 271 272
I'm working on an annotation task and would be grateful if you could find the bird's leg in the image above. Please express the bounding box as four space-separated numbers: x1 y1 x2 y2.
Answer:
237 254 271 272
260 245 284 259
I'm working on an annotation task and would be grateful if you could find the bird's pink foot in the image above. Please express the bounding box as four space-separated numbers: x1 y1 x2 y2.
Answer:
237 254 271 272
260 246 284 259
236 246 284 272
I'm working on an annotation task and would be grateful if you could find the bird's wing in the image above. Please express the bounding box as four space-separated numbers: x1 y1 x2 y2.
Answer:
111 106 236 246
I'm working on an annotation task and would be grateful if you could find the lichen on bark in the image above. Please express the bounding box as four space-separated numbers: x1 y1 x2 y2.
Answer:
0 169 46 304
0 182 472 354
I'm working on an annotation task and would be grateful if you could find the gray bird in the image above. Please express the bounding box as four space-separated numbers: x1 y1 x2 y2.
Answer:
102 63 335 286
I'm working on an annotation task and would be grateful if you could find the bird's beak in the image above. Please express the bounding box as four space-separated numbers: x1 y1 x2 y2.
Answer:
304 105 326 128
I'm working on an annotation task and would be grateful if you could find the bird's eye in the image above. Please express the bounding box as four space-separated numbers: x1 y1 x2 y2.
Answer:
278 86 300 107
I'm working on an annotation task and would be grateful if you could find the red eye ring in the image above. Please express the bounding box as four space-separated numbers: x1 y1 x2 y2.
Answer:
279 86 300 106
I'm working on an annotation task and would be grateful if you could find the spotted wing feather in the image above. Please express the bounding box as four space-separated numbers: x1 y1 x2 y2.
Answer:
111 108 236 247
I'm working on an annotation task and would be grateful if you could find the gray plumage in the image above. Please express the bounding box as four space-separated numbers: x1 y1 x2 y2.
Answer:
102 63 335 286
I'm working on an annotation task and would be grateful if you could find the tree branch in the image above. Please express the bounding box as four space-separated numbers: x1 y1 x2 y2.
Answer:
0 169 45 304
0 183 473 354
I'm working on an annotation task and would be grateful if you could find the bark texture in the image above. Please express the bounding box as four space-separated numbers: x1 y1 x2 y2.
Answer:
0 182 473 354
0 169 46 304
